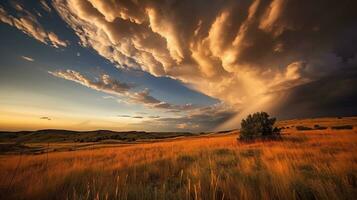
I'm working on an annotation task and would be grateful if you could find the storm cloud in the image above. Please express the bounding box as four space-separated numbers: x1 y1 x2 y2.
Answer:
2 0 356 131
272 67 357 119
51 0 357 111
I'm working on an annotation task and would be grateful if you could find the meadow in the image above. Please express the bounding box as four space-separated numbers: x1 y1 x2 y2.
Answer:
0 117 356 200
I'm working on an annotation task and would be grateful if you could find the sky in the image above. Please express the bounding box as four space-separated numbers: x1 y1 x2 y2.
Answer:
0 0 357 132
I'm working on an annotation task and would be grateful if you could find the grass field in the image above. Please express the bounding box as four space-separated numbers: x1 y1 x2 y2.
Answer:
0 117 357 199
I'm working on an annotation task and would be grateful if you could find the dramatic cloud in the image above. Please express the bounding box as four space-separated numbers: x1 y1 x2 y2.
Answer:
2 0 355 131
51 0 357 123
50 69 197 112
272 67 357 119
21 56 34 62
0 4 67 48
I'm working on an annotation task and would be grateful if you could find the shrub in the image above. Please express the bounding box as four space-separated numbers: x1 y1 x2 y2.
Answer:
331 125 353 130
296 126 313 131
239 112 280 140
314 124 327 130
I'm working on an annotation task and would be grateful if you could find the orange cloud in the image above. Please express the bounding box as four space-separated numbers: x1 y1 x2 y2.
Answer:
50 0 357 129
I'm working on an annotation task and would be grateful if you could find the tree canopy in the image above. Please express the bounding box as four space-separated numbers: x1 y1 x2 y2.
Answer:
239 112 280 140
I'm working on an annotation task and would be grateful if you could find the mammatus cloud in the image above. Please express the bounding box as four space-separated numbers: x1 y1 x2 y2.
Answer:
0 4 67 48
50 69 196 112
1 0 354 131
21 56 34 62
51 0 357 127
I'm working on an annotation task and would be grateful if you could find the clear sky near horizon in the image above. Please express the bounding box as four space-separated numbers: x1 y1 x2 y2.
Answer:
1 0 357 132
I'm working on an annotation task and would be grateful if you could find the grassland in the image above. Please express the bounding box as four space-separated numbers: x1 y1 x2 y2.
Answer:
0 130 212 154
0 117 356 200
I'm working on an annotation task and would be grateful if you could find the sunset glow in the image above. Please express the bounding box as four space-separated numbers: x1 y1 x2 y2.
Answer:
1 0 356 131
1 1 357 200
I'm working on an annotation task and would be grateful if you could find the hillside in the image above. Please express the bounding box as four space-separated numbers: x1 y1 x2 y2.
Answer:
0 129 223 154
1 116 356 155
0 129 198 143
0 116 356 199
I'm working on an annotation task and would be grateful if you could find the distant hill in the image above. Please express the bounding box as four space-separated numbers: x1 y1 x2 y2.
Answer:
0 129 211 144
0 129 237 154
1 116 356 144
0 116 356 155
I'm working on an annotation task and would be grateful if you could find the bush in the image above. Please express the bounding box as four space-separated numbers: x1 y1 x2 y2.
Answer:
296 126 313 131
239 112 280 140
331 125 353 130
314 124 327 130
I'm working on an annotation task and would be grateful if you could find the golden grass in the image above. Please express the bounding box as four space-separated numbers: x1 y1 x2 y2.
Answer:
0 129 356 200
276 116 357 128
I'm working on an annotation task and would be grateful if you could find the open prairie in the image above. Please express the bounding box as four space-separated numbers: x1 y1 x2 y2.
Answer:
1 1 357 199
0 117 356 200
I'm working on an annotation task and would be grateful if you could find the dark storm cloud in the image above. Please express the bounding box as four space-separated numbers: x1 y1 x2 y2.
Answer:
51 0 357 110
234 0 357 68
2 0 356 131
273 66 357 119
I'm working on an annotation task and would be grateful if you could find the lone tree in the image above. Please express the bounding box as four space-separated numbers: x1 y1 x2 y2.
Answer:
239 112 280 140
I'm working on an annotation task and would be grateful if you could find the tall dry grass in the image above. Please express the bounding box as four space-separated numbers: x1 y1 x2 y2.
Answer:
0 130 356 200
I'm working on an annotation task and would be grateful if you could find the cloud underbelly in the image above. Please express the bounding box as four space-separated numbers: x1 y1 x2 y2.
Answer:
52 0 357 121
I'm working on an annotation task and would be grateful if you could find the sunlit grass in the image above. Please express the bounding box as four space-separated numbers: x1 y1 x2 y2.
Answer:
0 129 356 199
